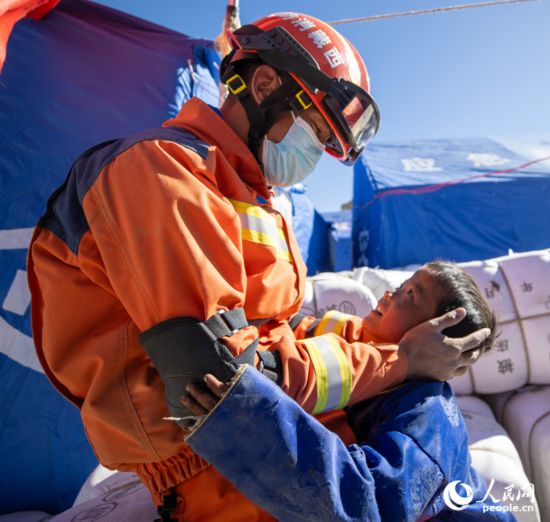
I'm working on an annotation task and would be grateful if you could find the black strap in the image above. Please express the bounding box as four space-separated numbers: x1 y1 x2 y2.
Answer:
141 308 248 346
257 350 283 386
155 493 178 522
139 308 254 425
200 308 248 341
235 338 258 367
306 319 321 338
288 313 320 338
289 313 306 331
234 78 299 164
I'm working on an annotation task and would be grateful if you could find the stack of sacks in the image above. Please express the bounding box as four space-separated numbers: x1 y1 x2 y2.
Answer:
350 266 413 301
487 387 550 521
456 396 541 521
348 250 550 396
300 273 377 318
455 249 550 394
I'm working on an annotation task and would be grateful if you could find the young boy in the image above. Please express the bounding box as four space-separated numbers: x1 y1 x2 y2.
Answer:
182 261 510 521
363 260 495 359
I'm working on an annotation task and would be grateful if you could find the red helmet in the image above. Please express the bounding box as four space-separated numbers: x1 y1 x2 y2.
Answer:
220 12 380 165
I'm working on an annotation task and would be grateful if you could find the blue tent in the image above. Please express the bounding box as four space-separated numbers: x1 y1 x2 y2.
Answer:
0 0 219 513
284 186 332 275
322 210 352 272
352 137 550 268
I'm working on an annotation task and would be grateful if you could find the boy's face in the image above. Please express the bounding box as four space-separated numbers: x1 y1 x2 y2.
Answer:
364 268 444 343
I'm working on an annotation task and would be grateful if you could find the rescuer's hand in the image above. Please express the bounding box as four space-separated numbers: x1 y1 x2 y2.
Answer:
181 374 229 416
399 308 490 381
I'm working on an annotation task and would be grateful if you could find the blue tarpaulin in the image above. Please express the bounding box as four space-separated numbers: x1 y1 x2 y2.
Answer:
322 210 352 272
0 0 219 513
285 185 332 275
352 137 550 268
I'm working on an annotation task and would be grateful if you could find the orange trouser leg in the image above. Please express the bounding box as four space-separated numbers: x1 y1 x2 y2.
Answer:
173 466 275 522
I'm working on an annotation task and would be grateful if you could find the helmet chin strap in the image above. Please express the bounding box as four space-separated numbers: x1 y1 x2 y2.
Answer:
231 78 304 167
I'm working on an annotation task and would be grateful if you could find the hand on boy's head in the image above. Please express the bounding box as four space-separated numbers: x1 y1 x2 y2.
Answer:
399 307 491 381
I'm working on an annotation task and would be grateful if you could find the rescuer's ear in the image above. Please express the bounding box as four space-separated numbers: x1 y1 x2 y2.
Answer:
249 64 280 105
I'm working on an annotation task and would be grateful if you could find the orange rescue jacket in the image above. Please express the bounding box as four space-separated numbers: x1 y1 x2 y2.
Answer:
28 98 407 520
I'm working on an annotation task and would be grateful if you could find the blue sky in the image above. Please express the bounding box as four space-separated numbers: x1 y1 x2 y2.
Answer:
98 0 550 211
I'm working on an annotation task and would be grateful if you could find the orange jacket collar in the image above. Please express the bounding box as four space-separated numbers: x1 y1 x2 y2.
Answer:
163 98 271 200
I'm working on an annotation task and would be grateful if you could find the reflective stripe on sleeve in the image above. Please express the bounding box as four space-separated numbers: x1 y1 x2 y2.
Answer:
229 199 292 262
314 310 355 336
302 335 353 414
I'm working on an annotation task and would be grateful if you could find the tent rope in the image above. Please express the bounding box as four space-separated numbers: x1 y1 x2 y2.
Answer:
328 0 537 26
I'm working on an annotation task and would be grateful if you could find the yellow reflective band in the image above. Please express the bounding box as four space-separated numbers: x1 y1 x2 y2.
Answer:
303 338 329 415
325 335 353 410
230 199 268 219
241 229 292 262
315 310 354 336
229 199 293 263
303 335 353 414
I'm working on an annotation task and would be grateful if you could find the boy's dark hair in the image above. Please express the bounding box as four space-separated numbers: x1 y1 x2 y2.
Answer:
424 261 497 353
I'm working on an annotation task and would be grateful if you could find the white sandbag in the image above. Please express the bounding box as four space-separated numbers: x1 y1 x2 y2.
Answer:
521 316 550 384
460 260 517 322
499 251 550 386
300 274 376 318
499 250 550 319
459 249 550 394
499 386 550 520
73 464 138 506
456 395 495 420
449 370 474 396
51 473 155 522
470 321 529 394
482 390 516 423
351 267 413 301
530 416 550 521
457 397 540 521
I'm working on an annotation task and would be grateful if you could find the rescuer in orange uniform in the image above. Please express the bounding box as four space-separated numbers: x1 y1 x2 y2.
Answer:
28 12 488 521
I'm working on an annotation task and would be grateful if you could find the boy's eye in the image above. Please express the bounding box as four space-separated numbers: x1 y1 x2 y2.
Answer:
407 289 414 301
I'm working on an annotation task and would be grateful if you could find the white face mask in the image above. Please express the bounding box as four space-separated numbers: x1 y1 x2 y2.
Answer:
261 114 325 187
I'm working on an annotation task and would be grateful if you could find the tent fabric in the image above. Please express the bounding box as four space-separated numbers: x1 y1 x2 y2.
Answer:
277 184 332 275
0 0 219 513
352 137 550 268
0 0 59 71
322 210 352 272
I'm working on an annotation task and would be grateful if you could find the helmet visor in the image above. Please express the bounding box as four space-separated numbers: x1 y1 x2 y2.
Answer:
321 80 380 164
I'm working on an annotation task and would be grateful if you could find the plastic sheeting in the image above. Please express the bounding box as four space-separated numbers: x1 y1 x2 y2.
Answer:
280 184 332 275
322 210 352 272
0 0 59 71
353 137 550 268
0 0 219 513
